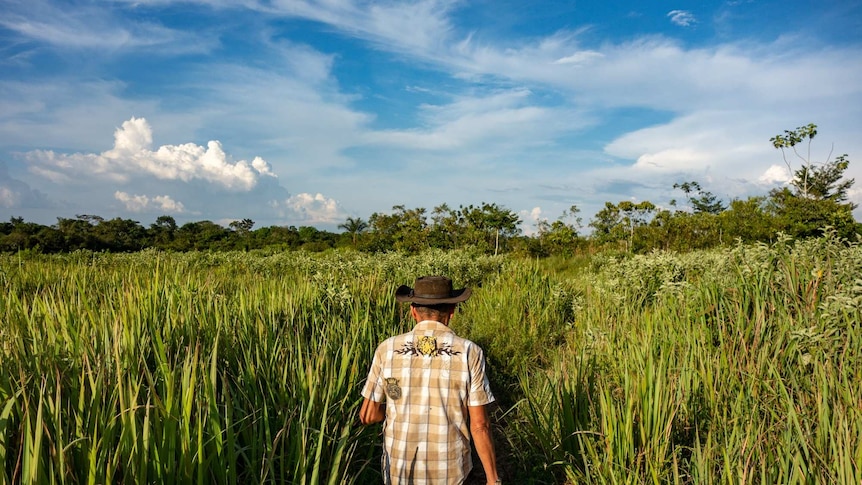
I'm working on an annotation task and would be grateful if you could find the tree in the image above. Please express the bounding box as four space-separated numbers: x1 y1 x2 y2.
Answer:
229 218 255 234
719 196 778 243
673 181 726 214
537 205 583 256
480 203 521 256
338 216 368 247
458 203 521 255
771 123 855 204
429 204 460 250
0 217 45 252
229 218 255 250
94 217 147 252
589 201 656 252
175 221 229 251
56 216 99 250
589 202 626 246
150 215 178 249
367 206 428 252
768 123 857 239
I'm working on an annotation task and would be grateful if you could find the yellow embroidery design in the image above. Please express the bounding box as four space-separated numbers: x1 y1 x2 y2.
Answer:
417 336 437 356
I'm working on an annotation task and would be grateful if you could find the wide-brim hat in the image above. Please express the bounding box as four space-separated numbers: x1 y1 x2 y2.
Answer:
395 276 471 304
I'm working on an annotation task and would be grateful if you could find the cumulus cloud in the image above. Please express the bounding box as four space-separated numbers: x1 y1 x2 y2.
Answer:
25 117 276 191
667 10 696 27
758 164 792 185
271 193 344 224
114 191 185 213
519 206 544 236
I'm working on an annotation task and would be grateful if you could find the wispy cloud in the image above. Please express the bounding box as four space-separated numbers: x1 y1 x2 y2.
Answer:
0 0 215 53
363 89 562 151
667 10 696 27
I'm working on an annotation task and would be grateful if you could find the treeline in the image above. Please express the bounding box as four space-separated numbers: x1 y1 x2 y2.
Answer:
2 185 858 257
0 216 341 253
2 124 859 256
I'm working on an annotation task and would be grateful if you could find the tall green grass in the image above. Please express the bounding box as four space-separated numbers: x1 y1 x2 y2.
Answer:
1 236 860 483
0 249 504 483
515 234 862 483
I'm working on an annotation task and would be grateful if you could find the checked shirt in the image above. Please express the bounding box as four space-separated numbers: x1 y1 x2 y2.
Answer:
361 320 495 485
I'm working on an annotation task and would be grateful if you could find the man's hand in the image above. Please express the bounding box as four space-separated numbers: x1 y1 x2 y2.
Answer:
359 397 385 425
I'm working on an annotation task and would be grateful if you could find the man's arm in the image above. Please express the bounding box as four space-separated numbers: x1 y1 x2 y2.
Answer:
359 397 385 425
469 404 499 484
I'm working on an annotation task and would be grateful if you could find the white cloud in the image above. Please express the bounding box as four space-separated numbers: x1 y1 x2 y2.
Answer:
633 148 711 172
667 10 696 27
362 89 578 152
519 206 544 236
848 187 862 212
0 186 17 208
271 192 344 224
758 164 792 185
25 117 276 191
0 0 214 53
114 191 185 213
254 0 457 53
554 50 604 65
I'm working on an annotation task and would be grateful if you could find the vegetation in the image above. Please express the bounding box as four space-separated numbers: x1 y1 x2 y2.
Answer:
0 123 859 482
1 234 860 483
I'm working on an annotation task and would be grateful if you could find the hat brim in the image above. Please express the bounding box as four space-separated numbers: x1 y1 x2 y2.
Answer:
394 285 472 304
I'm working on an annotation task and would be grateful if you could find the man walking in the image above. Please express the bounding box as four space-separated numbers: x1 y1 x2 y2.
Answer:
359 276 500 484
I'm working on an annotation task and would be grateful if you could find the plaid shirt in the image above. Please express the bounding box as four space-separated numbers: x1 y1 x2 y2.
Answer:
361 320 495 485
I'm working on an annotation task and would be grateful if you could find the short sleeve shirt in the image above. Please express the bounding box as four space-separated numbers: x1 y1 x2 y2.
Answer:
361 320 495 485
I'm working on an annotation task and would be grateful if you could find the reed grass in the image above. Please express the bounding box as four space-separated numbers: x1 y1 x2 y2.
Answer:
1 235 860 483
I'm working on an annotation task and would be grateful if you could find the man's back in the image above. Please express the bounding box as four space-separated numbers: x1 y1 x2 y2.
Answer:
359 276 499 485
363 320 494 483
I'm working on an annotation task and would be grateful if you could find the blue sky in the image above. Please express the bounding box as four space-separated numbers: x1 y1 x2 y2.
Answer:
1 0 861 234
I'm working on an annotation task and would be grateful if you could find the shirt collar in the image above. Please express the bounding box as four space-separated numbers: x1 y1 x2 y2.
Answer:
412 320 454 334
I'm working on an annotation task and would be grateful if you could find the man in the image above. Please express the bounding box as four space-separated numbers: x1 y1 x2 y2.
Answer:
359 276 500 485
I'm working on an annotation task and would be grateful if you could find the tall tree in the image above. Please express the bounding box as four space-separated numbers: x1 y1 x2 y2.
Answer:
150 215 178 249
458 203 521 255
537 205 582 256
367 206 428 252
338 216 368 247
589 201 656 252
768 123 857 238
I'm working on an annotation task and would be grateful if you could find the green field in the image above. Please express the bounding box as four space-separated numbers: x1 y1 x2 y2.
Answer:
1 234 861 484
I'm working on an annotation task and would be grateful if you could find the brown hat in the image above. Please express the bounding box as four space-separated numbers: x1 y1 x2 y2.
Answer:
395 276 472 304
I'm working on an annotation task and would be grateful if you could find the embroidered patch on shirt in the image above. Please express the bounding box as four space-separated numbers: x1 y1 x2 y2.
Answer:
384 377 402 400
395 339 461 357
417 336 437 356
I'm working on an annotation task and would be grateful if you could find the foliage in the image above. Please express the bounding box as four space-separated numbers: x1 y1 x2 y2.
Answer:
535 206 584 257
767 123 858 240
673 180 726 214
1 235 862 483
513 232 862 483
